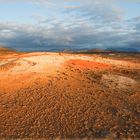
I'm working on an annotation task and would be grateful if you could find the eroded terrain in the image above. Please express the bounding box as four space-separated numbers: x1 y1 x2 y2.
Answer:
0 51 140 138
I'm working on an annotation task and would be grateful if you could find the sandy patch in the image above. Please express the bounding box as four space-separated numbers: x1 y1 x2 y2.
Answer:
102 74 136 89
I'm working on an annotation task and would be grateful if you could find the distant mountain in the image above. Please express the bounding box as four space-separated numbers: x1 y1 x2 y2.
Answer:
86 48 104 52
0 46 16 53
0 46 139 53
72 47 140 53
105 47 139 53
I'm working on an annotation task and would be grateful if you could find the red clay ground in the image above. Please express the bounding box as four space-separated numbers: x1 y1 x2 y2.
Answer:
0 51 140 139
67 59 111 70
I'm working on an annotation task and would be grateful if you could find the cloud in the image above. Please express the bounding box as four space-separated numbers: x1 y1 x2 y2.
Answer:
0 0 124 21
0 0 140 51
0 15 140 51
67 0 123 22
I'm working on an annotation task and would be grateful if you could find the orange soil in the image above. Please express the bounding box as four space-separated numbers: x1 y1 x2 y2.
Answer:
67 59 111 70
0 52 140 138
0 73 37 92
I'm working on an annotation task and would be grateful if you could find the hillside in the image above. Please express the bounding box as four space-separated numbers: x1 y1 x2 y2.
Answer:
0 47 16 54
0 52 140 138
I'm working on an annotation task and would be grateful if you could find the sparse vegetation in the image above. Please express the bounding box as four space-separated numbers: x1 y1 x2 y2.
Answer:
0 51 140 138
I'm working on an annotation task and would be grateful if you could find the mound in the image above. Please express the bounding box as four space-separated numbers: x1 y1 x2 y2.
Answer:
0 47 16 53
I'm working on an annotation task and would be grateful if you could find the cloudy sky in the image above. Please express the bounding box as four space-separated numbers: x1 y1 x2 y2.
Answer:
0 0 140 51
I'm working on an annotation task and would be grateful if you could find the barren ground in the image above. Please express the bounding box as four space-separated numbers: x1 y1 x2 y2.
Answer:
0 51 140 138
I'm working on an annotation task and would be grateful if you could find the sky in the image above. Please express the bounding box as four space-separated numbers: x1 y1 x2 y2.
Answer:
0 0 140 51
